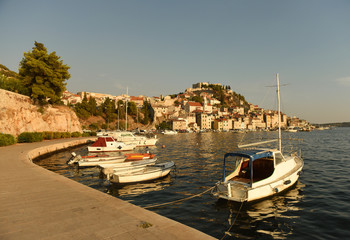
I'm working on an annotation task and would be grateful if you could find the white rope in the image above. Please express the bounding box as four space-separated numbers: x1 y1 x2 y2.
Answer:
143 186 215 209
220 193 246 240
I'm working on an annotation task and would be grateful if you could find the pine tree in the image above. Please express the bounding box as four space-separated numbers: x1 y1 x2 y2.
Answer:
19 41 70 104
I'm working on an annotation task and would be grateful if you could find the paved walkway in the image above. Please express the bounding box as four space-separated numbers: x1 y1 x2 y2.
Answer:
0 138 216 240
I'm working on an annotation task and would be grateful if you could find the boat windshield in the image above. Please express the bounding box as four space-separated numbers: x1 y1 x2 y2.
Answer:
274 152 285 165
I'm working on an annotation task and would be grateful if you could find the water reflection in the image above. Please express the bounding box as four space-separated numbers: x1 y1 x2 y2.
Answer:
105 175 172 197
214 182 305 239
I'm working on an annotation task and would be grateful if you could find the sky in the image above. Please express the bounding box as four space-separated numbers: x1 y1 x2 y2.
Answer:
1 0 349 124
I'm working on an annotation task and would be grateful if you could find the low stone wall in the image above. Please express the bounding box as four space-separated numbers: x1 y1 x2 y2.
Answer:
27 137 95 162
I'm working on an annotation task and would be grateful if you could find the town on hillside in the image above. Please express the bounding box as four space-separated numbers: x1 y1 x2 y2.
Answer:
62 82 311 132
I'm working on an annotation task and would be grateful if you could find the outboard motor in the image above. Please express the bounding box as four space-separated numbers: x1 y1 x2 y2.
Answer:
67 152 78 165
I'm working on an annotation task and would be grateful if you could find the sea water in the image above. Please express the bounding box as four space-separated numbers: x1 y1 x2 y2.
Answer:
36 128 350 239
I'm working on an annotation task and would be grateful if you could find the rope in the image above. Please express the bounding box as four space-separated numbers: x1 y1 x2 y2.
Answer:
143 186 215 209
220 194 245 240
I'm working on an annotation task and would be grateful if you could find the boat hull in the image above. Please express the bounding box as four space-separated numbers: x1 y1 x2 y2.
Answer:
88 145 135 152
99 158 157 177
78 158 126 167
110 161 174 184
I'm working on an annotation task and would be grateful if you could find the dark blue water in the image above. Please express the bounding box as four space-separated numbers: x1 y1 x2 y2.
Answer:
36 128 350 239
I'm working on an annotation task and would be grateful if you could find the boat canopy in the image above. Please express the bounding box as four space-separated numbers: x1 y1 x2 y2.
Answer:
222 149 274 182
224 149 274 162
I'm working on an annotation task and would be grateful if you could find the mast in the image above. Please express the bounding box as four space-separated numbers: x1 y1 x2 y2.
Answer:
277 73 282 152
125 87 128 131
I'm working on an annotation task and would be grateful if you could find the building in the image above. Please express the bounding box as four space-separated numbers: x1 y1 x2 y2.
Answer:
196 112 213 130
172 118 187 131
213 118 230 131
185 101 203 113
129 96 144 107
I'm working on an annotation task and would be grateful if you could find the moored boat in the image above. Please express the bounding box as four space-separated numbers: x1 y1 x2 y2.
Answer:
97 131 158 147
211 73 304 202
88 136 136 152
211 148 303 202
98 158 157 177
68 152 155 168
110 161 175 184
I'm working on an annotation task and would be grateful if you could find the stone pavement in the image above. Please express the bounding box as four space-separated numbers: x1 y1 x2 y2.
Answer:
0 138 216 240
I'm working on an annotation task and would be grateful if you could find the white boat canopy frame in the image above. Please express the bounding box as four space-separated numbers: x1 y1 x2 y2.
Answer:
222 149 274 186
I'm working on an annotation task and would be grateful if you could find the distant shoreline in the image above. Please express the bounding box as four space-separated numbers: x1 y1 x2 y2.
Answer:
314 122 350 127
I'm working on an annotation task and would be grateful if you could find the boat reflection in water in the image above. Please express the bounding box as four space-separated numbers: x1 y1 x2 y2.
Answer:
105 175 172 197
215 181 305 239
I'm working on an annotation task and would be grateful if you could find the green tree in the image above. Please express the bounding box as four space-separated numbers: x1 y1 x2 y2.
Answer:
128 101 137 116
117 100 126 120
101 97 117 123
0 74 28 95
19 41 70 104
141 100 153 125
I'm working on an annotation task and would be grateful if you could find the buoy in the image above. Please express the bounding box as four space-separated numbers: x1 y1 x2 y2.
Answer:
162 145 165 148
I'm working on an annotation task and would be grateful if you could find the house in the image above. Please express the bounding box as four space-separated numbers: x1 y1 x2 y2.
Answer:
172 118 187 131
185 101 203 113
213 118 230 131
61 91 82 105
130 96 144 107
196 112 213 130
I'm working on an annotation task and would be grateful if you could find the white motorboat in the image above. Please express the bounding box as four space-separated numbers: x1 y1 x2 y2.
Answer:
211 73 304 202
98 158 157 178
67 152 124 165
68 152 155 168
162 130 178 135
97 131 158 147
110 161 175 184
88 136 136 152
286 126 298 132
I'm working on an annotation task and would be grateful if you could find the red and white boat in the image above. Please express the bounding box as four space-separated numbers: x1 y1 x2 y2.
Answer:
88 136 136 152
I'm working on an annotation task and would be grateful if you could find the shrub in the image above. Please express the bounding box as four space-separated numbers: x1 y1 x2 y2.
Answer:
43 131 54 140
53 132 62 139
89 123 99 130
0 133 16 146
82 131 96 137
17 132 44 143
61 132 71 138
71 131 82 138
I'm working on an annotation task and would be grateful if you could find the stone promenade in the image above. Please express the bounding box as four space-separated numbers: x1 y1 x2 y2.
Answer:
0 138 216 240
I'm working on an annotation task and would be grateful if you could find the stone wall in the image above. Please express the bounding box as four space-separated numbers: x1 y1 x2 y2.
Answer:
0 89 82 136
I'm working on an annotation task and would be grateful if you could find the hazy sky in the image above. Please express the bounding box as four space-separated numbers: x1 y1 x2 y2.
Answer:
1 0 349 124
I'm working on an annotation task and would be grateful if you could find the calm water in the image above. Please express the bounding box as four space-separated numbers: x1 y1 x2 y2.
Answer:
35 128 350 239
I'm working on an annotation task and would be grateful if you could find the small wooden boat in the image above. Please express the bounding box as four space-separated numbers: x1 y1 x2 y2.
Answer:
68 152 155 168
98 158 157 178
110 161 175 184
88 136 136 152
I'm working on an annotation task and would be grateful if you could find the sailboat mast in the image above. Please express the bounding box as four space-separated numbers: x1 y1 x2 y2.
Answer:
126 87 128 131
277 73 282 152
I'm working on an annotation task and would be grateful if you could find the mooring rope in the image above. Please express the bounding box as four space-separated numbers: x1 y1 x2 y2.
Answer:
143 186 215 209
220 194 245 240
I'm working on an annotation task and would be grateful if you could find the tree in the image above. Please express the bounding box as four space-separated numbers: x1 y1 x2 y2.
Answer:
128 101 137 116
19 41 70 104
101 97 117 123
141 100 153 125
